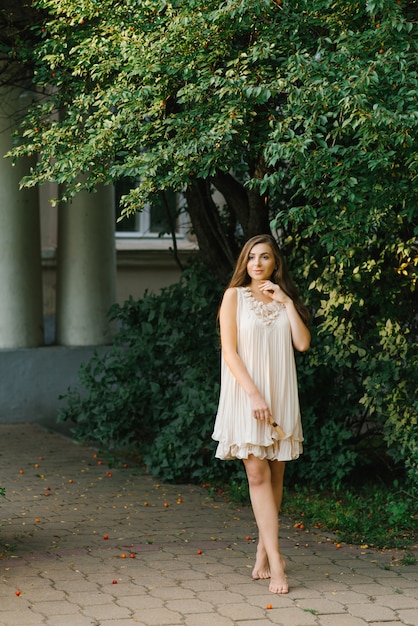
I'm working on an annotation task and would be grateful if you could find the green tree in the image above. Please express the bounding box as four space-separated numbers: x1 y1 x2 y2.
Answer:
5 0 418 489
7 0 417 277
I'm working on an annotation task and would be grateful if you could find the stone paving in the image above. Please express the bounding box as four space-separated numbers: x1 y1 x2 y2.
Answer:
0 423 417 626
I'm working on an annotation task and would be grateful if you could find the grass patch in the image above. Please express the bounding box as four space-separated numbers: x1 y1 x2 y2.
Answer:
223 479 417 553
282 483 417 552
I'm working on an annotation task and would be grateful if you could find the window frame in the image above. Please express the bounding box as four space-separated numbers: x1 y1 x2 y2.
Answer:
115 184 188 240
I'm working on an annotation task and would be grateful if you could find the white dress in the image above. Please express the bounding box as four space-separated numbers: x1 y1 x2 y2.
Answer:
212 287 303 461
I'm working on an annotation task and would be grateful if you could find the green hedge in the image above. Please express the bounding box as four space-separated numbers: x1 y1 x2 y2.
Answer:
59 260 417 494
59 264 239 484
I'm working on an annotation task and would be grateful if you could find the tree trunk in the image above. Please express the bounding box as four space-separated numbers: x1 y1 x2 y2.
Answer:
185 178 236 283
211 170 271 238
247 186 271 237
187 171 272 280
247 159 271 237
211 172 250 230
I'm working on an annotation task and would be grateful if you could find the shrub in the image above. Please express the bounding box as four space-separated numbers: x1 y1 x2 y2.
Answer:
282 234 418 495
59 255 417 494
59 262 243 484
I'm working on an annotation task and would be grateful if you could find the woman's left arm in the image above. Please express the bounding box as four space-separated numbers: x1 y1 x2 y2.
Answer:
259 280 311 352
282 300 311 352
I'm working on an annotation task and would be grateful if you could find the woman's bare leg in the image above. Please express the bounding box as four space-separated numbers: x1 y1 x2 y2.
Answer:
243 456 288 594
251 460 285 580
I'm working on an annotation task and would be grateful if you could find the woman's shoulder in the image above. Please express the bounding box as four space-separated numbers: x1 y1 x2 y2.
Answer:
221 287 243 312
222 287 238 302
222 286 246 300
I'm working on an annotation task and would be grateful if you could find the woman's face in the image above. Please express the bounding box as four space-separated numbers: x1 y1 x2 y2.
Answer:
246 243 276 281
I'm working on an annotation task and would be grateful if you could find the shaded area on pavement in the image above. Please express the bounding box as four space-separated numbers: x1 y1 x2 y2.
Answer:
1 424 417 626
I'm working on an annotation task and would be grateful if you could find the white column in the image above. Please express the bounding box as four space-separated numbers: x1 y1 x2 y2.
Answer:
0 83 44 348
56 185 116 346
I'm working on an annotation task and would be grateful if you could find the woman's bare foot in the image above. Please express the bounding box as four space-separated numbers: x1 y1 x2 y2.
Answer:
269 571 288 594
269 557 288 594
252 544 286 580
252 545 270 579
252 545 287 581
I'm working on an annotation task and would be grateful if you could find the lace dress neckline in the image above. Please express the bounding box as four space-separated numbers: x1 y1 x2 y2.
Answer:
242 287 285 325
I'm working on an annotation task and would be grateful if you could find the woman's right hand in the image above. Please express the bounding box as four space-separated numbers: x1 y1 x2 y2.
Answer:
249 391 271 423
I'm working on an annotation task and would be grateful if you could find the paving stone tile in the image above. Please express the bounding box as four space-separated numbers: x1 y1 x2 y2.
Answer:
116 596 165 610
296 598 347 614
44 615 97 626
227 581 272 596
81 603 133 620
0 424 416 626
130 607 183 625
37 568 87 581
0 596 32 612
236 621 273 626
198 590 248 604
98 622 145 626
178 579 227 592
324 590 369 604
247 593 294 609
347 603 398 621
371 568 407 579
396 610 418 626
319 616 368 626
171 568 213 583
65 590 117 606
15 588 66 603
350 583 398 596
377 593 418 609
255 606 317 625
371 623 411 626
322 578 362 590
286 587 322 599
147 585 195 600
0 576 48 590
166 598 215 614
53 579 100 593
0 610 47 626
109 582 149 597
217 601 268 621
395 577 418 591
184 615 233 626
28 600 80 616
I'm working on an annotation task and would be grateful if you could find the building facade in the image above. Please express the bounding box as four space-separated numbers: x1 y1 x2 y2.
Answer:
0 81 196 425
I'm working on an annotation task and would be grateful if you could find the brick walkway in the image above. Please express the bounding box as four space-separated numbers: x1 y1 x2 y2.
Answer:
0 423 417 626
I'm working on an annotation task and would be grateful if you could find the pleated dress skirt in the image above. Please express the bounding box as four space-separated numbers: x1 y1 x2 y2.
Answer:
212 287 303 462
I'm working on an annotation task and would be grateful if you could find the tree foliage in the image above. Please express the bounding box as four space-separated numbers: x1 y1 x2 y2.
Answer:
7 0 418 269
5 0 418 489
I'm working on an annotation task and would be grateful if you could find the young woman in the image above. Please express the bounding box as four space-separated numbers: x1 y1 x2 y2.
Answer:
212 234 311 594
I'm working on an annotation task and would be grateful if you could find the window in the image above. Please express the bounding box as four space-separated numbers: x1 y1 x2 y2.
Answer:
114 181 187 238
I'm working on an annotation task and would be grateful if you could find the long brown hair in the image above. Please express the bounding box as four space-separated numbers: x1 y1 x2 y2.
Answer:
227 234 310 326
